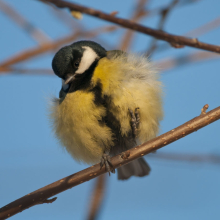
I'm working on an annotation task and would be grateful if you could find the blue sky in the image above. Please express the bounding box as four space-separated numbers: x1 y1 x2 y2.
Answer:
0 0 220 219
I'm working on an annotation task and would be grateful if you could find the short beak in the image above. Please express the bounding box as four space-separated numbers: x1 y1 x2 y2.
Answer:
64 75 75 84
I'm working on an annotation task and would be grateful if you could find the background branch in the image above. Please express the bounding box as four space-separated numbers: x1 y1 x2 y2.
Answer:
43 0 220 53
87 174 107 220
0 25 116 70
148 152 220 165
146 0 178 56
0 0 50 44
151 15 220 55
0 105 220 220
119 0 149 51
157 50 219 72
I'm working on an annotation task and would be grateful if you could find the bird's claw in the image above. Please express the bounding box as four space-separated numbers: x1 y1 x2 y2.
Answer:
129 107 140 138
100 153 115 176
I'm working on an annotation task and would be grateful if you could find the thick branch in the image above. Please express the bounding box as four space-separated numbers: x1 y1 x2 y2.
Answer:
0 105 219 219
43 0 220 53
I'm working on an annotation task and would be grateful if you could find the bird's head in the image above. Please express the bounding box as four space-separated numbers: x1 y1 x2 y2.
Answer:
52 40 106 92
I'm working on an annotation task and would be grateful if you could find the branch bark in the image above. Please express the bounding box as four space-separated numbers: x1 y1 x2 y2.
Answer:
0 105 220 219
42 0 220 54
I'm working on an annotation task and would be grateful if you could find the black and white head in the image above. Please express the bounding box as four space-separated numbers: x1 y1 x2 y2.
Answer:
52 41 106 92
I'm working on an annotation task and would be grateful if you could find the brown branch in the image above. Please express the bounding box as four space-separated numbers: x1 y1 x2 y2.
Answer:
42 0 220 53
87 174 107 220
0 32 81 68
0 105 220 219
152 16 220 55
0 1 50 44
0 25 117 69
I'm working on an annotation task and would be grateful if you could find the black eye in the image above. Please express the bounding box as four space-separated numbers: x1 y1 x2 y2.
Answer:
74 61 79 68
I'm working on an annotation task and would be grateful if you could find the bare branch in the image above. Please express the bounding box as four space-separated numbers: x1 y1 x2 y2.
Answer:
0 0 51 44
0 105 220 220
146 0 178 56
119 0 149 51
147 0 201 18
87 175 107 220
0 67 53 75
48 3 81 29
157 51 220 72
0 26 117 69
185 16 220 38
146 15 220 55
42 0 220 53
0 32 80 68
201 104 209 115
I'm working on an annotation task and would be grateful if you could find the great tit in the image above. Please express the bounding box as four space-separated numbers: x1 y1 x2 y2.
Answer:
50 40 163 180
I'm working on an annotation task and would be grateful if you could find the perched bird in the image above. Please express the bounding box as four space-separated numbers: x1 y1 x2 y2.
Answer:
50 40 163 180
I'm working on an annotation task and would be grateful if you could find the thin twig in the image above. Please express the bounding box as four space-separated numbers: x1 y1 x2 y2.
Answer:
185 16 220 38
201 104 209 115
0 67 53 75
157 50 220 72
0 104 220 220
87 174 107 220
0 0 51 44
146 0 200 18
0 25 117 69
146 0 178 57
48 3 81 29
43 0 220 53
0 32 81 68
119 0 148 51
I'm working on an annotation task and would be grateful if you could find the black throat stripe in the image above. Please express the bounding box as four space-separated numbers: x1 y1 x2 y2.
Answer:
68 60 99 93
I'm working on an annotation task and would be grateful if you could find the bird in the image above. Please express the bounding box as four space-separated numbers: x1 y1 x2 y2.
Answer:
49 40 163 180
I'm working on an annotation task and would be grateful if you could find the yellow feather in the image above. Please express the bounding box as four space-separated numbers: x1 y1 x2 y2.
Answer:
92 54 163 143
50 90 113 164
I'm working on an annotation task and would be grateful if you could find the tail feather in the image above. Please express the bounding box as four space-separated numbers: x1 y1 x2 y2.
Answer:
117 157 150 180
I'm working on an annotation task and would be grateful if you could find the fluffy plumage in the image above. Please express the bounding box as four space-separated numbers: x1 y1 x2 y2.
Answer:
49 41 163 180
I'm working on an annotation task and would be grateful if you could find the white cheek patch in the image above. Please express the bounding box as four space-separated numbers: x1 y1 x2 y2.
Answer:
75 46 98 74
62 79 69 90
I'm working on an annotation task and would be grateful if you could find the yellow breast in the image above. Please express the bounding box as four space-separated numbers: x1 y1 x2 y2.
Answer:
50 89 113 164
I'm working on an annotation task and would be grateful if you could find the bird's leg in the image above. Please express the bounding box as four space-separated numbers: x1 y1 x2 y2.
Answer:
100 151 115 175
129 107 140 138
